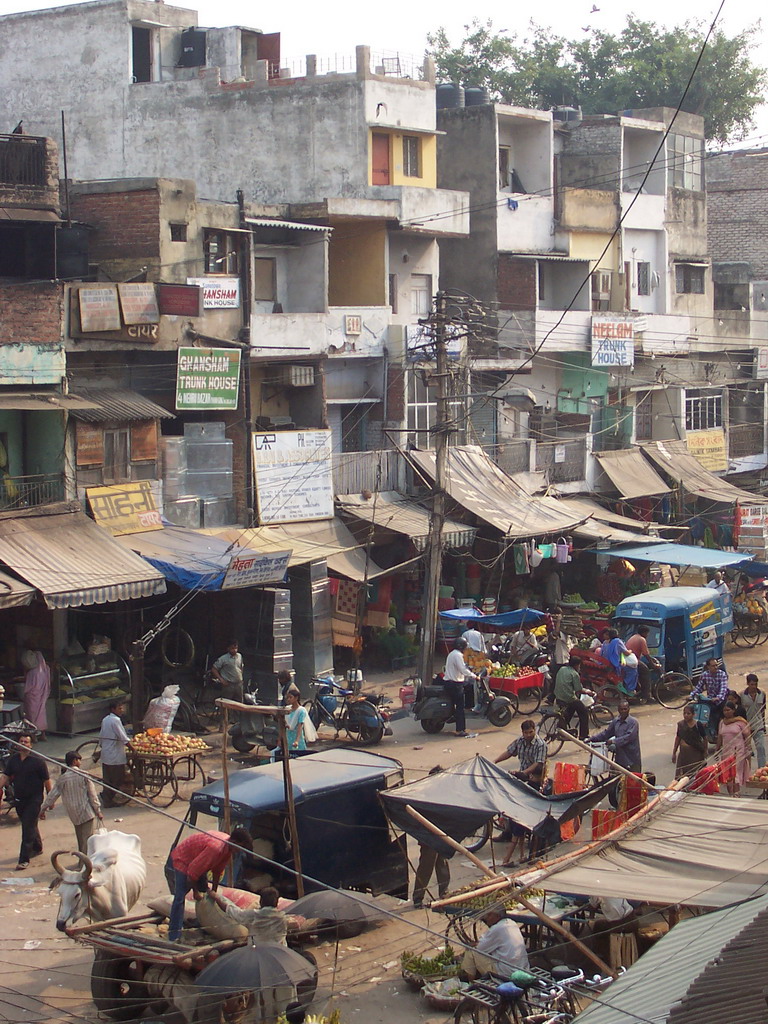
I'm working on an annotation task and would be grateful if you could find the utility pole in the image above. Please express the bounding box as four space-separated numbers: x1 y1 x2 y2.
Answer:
418 292 449 689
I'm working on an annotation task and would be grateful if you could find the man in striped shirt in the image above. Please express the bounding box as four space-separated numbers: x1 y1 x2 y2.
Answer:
691 658 729 734
39 751 103 853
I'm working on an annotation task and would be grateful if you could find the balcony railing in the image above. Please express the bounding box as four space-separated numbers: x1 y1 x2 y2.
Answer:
535 439 587 483
493 441 532 475
332 450 405 495
0 135 47 187
0 473 64 510
729 422 765 460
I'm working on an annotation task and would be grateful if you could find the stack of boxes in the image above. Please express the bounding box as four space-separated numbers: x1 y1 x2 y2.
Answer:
160 422 236 527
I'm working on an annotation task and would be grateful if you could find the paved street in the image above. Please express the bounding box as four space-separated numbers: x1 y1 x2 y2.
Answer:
0 637 764 1022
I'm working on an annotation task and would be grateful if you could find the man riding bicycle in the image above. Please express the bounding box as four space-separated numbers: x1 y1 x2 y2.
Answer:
553 653 589 740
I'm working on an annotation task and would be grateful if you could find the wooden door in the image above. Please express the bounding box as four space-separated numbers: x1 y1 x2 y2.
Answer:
372 133 391 185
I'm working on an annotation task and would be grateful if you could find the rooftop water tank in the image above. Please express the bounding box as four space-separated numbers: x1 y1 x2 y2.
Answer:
463 86 489 107
436 83 465 109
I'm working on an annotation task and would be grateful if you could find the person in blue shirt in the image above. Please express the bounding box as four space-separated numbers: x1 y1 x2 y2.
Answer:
590 701 642 773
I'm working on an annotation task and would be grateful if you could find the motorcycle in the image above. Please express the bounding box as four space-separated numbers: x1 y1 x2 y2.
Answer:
412 669 516 733
305 676 391 746
229 680 279 753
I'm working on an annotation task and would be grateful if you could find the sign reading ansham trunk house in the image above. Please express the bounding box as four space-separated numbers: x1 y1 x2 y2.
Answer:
591 317 635 367
186 277 240 309
175 348 241 410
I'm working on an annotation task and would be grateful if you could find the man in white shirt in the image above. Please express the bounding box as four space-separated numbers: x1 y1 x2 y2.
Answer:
98 701 131 807
461 905 530 979
444 639 477 737
706 571 730 595
462 625 487 654
212 639 245 702
510 627 540 666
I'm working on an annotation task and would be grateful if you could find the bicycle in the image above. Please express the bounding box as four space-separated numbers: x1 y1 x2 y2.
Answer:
536 694 613 758
304 676 386 745
453 965 599 1024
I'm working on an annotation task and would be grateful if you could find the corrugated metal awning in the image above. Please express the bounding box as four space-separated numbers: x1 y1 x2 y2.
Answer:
504 253 587 263
408 445 587 539
336 491 476 551
0 392 99 411
68 388 174 423
642 439 765 503
245 218 332 233
0 503 166 608
0 206 61 222
205 517 410 581
594 447 672 499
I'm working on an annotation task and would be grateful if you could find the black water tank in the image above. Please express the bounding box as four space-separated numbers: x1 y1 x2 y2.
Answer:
56 223 90 280
464 86 489 106
178 27 207 68
436 83 465 109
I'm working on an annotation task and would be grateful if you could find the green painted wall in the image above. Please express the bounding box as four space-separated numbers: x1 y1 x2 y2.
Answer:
0 411 64 476
557 354 610 415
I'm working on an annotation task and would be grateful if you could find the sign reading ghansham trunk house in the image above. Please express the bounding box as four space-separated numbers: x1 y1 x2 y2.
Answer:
591 317 635 367
252 429 334 524
175 348 241 410
186 277 240 309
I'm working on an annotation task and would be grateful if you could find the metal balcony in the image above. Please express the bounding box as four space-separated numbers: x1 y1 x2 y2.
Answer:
0 473 65 510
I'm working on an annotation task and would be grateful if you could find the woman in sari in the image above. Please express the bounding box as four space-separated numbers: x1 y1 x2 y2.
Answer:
21 649 51 740
717 701 752 796
601 629 638 693
285 689 313 750
672 704 707 779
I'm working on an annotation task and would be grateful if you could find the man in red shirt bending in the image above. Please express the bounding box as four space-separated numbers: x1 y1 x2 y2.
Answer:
625 626 661 703
168 826 253 941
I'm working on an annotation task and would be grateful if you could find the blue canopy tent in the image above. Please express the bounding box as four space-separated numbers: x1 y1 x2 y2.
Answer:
439 607 547 628
604 542 752 570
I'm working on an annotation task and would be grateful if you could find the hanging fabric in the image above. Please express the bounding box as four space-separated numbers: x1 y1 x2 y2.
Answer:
513 543 530 575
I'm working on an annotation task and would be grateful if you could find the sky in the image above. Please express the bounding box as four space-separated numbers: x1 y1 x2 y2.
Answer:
1 0 766 146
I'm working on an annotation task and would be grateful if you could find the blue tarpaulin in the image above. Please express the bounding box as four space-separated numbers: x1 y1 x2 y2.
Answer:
118 525 270 591
606 542 752 569
439 607 547 627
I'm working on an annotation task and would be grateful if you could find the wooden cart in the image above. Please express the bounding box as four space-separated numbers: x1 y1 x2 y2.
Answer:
124 747 209 807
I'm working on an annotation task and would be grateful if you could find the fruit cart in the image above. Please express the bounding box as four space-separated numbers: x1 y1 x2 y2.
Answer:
127 731 210 807
489 670 545 712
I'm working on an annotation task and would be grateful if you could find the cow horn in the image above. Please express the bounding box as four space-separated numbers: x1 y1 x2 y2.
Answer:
51 850 92 881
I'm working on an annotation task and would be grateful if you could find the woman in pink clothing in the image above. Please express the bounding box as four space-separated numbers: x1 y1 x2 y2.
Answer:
22 649 51 740
717 701 752 796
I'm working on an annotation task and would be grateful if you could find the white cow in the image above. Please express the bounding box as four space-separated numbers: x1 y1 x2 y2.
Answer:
51 830 146 931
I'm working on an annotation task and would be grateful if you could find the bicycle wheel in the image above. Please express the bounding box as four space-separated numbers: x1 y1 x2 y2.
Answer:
174 756 207 801
139 760 178 807
454 998 499 1024
589 702 614 726
195 698 222 729
596 684 623 709
538 712 565 757
461 820 493 853
160 627 195 670
654 672 693 710
516 685 543 715
75 739 102 770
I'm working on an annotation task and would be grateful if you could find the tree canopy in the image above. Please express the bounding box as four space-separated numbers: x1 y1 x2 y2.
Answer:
427 17 767 144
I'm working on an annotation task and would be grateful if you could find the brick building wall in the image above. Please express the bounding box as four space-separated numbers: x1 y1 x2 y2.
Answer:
69 188 162 261
497 256 536 310
0 281 63 343
707 150 768 279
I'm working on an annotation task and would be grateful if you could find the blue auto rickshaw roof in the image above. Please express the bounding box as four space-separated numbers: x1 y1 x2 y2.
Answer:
615 587 722 615
190 749 403 818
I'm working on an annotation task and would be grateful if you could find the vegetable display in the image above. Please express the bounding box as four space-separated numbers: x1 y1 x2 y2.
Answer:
130 731 209 755
401 946 459 976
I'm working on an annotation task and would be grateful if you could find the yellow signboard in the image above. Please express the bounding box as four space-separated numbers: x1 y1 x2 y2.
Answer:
87 482 163 536
686 429 727 472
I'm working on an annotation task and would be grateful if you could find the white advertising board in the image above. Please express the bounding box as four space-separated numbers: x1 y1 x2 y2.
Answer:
186 277 240 309
591 317 635 367
252 429 334 524
222 549 292 589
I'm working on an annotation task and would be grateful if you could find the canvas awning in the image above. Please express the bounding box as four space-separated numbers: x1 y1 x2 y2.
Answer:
0 391 99 411
380 755 612 858
116 525 289 591
594 448 672 500
336 491 476 551
0 569 34 609
605 541 750 569
573 518 665 546
408 445 586 539
514 792 768 908
0 503 165 608
206 518 411 581
642 439 766 503
557 497 662 534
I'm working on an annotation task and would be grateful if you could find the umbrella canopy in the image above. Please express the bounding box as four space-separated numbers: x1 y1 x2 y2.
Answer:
289 888 386 925
195 943 316 992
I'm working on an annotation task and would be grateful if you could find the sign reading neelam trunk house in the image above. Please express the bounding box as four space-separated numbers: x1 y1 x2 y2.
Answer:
591 317 635 367
175 348 241 410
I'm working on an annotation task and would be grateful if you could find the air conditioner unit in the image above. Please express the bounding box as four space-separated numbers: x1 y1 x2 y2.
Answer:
276 365 315 388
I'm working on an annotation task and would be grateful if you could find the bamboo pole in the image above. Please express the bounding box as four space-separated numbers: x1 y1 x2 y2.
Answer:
432 879 513 909
280 713 305 898
405 805 615 979
222 704 231 835
559 731 661 790
404 804 503 881
66 912 160 936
